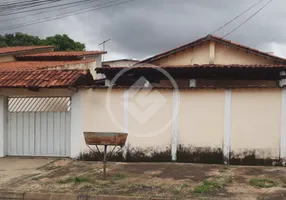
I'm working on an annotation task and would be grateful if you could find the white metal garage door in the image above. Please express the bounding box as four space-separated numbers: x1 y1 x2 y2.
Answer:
7 97 71 157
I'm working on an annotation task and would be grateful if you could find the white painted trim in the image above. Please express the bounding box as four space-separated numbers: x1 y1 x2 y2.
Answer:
209 41 215 64
280 88 286 159
105 79 111 87
70 92 83 158
189 79 196 88
0 96 7 157
122 90 129 159
223 89 231 164
171 90 179 161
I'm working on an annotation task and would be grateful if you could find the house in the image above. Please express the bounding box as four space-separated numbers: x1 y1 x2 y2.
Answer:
0 35 286 165
90 35 286 164
0 46 104 157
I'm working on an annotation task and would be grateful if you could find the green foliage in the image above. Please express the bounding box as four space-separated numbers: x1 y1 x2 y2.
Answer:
40 34 85 51
193 180 220 193
249 178 278 188
0 32 85 51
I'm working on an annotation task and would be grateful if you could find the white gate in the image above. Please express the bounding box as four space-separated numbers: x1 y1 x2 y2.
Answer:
7 97 71 157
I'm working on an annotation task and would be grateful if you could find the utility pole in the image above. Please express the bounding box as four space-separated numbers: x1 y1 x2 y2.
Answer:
99 39 111 62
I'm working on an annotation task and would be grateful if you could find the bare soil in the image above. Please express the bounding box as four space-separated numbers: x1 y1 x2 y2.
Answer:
1 159 286 199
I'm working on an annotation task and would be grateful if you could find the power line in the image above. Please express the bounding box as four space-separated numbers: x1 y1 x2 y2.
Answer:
222 0 274 38
211 0 265 34
0 0 100 23
0 0 93 16
0 0 64 14
0 0 136 33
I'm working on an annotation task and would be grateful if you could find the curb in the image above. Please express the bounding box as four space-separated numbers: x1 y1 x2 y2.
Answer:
0 191 176 200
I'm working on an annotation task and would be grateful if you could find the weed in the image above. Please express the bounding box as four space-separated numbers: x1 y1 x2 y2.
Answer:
171 188 181 195
181 183 189 188
31 174 44 181
129 183 152 189
219 166 230 173
249 178 278 188
193 180 220 193
58 177 91 184
170 182 189 196
111 173 127 180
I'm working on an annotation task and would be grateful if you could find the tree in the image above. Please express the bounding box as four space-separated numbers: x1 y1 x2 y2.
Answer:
41 34 85 51
0 32 85 51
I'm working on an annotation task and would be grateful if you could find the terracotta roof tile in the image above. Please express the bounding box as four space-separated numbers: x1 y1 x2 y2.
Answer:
0 60 95 71
141 35 286 64
0 69 88 88
0 46 54 55
16 51 106 58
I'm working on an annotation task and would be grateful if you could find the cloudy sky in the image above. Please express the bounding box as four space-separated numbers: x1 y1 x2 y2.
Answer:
2 0 286 61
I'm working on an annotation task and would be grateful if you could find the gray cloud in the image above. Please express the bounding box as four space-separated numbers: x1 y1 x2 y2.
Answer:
1 0 286 60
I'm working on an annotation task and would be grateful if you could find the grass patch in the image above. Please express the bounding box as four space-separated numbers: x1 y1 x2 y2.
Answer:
249 178 278 188
111 173 127 180
129 183 152 189
218 166 230 173
193 180 220 193
171 183 189 196
58 177 92 184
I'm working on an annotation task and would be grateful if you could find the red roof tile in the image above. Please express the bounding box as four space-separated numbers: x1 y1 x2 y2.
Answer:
0 60 95 71
16 51 106 58
141 35 286 64
0 46 54 55
0 69 88 88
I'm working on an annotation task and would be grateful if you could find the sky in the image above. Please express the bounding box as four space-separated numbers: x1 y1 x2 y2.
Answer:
2 0 286 61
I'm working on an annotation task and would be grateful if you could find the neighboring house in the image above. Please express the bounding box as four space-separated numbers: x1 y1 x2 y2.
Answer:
103 59 139 67
1 35 286 166
0 46 54 62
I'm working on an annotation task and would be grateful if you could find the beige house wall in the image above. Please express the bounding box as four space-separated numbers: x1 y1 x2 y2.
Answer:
214 43 278 65
127 89 172 149
152 42 210 66
82 89 124 133
178 90 225 148
0 88 72 97
79 89 172 151
230 89 281 158
0 55 15 62
150 41 279 66
75 88 283 161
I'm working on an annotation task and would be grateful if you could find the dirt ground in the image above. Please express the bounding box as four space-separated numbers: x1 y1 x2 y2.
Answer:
1 159 286 199
0 157 55 186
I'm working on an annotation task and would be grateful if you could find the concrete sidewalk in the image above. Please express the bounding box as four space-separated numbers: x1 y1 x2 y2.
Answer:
0 157 54 186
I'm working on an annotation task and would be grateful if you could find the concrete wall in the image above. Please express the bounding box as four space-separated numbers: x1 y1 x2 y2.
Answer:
127 89 172 149
230 89 281 158
178 90 224 148
1 87 282 163
74 89 172 155
72 88 284 163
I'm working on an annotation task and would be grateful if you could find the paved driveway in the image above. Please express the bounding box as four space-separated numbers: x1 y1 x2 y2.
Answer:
0 157 55 187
